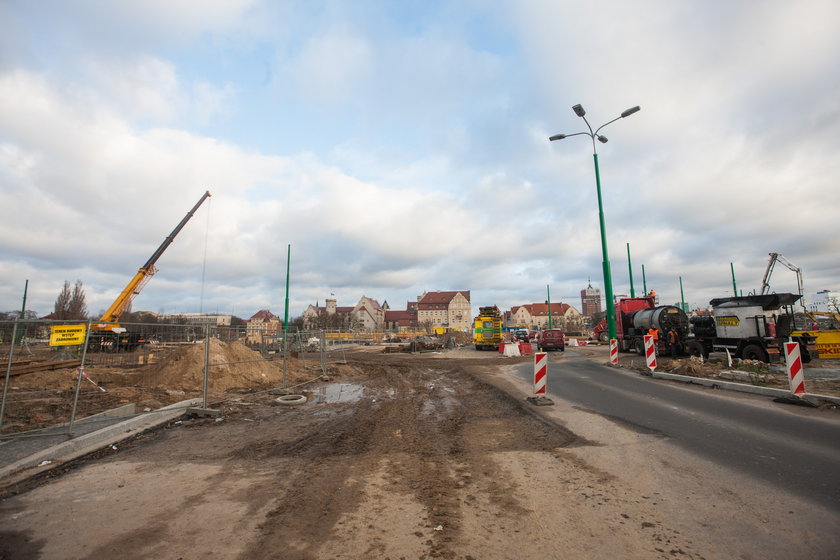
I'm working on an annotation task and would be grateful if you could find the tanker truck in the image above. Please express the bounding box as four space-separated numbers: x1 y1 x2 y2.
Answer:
598 296 689 354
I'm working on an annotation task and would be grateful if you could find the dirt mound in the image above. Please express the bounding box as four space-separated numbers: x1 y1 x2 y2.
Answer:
145 339 315 392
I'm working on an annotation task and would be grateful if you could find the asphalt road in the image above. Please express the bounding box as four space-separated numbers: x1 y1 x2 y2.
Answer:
513 352 840 513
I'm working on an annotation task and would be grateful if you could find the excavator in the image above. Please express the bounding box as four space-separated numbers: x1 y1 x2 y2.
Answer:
90 191 211 351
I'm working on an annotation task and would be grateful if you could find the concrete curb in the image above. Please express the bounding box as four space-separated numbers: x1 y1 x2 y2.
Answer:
0 398 201 484
648 370 840 406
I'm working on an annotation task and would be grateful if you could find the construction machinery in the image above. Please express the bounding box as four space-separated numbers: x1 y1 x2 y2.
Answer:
686 293 817 363
592 295 689 354
592 291 817 363
90 191 211 350
473 306 503 351
759 253 804 306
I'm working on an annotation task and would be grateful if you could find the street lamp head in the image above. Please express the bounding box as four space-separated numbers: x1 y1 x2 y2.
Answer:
621 105 641 118
572 104 586 117
549 134 566 141
597 135 608 144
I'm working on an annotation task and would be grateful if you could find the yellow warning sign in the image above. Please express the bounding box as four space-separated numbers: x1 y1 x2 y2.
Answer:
49 324 87 346
715 316 740 327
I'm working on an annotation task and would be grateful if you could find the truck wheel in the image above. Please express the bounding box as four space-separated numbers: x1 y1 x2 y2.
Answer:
741 344 768 362
634 338 645 355
599 332 609 343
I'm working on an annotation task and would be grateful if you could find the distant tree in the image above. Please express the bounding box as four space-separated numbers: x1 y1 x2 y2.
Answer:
54 280 88 320
828 296 840 315
69 280 88 319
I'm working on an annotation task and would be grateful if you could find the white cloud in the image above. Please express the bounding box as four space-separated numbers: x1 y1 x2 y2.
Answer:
2 0 839 319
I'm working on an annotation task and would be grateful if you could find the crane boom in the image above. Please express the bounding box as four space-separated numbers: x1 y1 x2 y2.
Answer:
759 253 779 295
758 252 805 310
96 191 212 330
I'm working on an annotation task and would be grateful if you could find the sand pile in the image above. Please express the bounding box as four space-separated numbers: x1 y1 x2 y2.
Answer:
146 339 313 391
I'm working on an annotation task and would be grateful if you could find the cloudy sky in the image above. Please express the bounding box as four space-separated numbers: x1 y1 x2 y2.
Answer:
2 0 838 321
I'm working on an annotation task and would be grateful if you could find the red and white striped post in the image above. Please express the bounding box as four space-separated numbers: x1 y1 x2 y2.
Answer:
644 335 657 372
534 352 548 395
784 341 806 396
609 339 618 366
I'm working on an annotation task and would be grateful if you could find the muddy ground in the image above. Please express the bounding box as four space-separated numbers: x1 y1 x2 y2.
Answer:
3 340 838 437
1 344 839 559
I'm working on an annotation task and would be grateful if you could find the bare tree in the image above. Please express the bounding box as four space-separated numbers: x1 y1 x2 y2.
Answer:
54 280 88 320
54 281 72 319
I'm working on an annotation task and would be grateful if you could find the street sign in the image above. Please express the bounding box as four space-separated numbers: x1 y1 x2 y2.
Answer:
49 324 87 346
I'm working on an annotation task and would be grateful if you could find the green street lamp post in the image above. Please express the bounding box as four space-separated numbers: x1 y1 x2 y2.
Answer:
550 104 640 341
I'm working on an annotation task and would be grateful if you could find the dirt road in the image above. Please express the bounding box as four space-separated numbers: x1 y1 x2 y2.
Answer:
2 350 839 559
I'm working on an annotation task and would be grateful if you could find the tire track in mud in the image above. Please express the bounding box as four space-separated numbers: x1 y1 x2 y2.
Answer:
238 357 585 559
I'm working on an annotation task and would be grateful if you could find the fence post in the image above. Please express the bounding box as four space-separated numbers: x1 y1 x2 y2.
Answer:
320 330 326 374
203 324 210 409
68 320 93 435
0 317 21 426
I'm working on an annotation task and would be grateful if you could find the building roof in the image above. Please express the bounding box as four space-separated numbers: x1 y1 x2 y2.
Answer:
417 290 470 309
357 296 382 310
512 303 573 317
249 309 278 320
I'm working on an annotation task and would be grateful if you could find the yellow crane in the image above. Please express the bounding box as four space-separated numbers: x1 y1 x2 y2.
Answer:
95 190 211 334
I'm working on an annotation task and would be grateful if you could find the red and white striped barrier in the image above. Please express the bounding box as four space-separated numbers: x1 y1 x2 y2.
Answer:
609 339 618 365
784 341 806 396
644 335 657 372
534 352 548 395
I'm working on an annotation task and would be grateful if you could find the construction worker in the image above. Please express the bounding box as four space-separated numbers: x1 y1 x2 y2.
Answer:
648 327 659 354
668 328 679 358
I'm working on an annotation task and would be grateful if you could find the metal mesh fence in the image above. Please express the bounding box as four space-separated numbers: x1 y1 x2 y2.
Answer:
0 320 364 440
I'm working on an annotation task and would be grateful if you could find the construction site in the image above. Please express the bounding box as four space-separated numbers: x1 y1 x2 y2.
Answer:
0 324 839 558
1 193 839 559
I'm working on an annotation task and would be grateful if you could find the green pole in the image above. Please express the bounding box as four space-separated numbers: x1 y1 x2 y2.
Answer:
627 243 635 298
282 244 291 389
16 279 28 344
730 262 737 297
642 264 647 296
547 284 553 329
593 153 617 341
680 276 686 312
284 244 291 331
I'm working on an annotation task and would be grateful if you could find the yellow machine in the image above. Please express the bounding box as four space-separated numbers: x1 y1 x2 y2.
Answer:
91 191 211 349
794 311 840 359
473 306 503 351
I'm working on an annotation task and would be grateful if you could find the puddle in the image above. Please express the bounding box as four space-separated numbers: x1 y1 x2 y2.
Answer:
316 383 365 403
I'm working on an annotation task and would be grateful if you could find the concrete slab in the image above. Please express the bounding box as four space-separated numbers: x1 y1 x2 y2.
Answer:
0 398 201 485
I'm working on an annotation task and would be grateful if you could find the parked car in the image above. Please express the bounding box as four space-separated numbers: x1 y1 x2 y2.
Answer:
538 329 565 351
514 329 530 342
